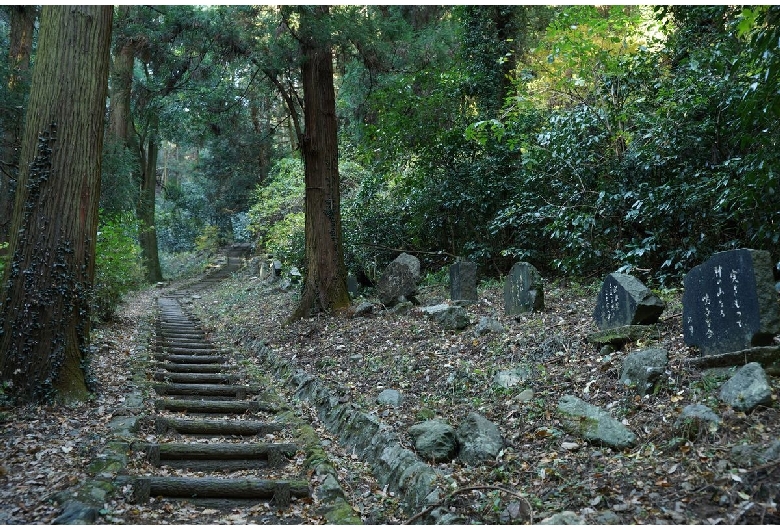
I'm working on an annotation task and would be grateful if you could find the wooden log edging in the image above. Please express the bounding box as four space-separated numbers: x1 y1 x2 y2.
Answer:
154 398 279 414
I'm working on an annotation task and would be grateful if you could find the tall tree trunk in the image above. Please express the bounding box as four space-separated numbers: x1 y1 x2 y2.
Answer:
139 134 163 282
290 6 350 320
0 6 37 246
108 6 134 144
0 5 113 404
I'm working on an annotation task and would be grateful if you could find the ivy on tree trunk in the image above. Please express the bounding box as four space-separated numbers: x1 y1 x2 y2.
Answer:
0 5 113 404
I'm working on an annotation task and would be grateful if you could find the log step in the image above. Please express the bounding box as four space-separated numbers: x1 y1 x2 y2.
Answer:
158 346 218 355
130 476 309 506
155 354 229 364
154 417 282 436
145 442 296 465
157 363 227 374
153 371 238 384
155 399 280 414
153 383 253 398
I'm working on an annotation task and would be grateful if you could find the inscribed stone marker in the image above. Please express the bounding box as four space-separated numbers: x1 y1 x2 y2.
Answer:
450 261 477 301
504 262 544 315
682 249 780 356
592 273 665 330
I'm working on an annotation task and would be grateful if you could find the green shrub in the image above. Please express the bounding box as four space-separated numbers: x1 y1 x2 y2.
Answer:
93 214 147 322
195 225 220 253
265 212 305 270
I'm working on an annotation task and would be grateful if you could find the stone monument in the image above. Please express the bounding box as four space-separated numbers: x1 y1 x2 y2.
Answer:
592 273 665 330
450 261 477 301
683 249 780 356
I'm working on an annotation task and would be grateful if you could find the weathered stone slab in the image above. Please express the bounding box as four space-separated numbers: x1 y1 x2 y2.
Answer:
593 273 665 330
450 261 477 301
347 273 359 298
683 249 780 355
504 262 544 315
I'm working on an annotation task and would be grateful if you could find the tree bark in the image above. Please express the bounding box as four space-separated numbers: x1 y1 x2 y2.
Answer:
0 6 113 404
138 134 163 282
108 6 135 144
291 6 350 320
0 6 37 246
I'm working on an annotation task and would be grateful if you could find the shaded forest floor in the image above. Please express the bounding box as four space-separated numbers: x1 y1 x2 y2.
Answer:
188 268 780 524
1 264 779 524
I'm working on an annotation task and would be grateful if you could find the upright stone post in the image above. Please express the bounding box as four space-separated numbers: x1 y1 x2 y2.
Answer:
450 261 477 302
504 262 544 315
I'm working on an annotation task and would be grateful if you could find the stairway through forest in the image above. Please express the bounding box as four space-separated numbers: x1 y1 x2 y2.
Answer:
122 248 313 515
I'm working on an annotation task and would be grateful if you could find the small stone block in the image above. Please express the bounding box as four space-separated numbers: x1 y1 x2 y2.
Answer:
593 273 665 330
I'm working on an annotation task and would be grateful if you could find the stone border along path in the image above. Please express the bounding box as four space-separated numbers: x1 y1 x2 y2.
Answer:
52 249 360 524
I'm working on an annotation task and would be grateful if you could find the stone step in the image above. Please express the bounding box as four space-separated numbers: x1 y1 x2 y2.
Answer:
128 476 309 507
154 417 282 436
155 399 280 414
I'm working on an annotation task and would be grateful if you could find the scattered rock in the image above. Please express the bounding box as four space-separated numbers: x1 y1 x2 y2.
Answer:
52 500 98 525
408 420 459 462
674 404 720 440
420 303 469 330
493 366 531 389
455 412 504 464
353 302 373 317
516 388 534 402
377 389 403 408
557 395 636 449
731 439 780 467
474 316 504 336
719 362 773 412
587 325 661 349
620 348 668 395
540 511 585 525
108 416 138 438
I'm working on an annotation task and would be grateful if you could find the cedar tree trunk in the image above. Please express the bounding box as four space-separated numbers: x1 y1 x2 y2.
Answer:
290 6 350 320
139 134 163 283
0 5 113 403
0 6 37 246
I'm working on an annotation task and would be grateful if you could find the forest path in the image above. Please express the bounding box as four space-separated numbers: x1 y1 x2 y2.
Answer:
107 248 362 523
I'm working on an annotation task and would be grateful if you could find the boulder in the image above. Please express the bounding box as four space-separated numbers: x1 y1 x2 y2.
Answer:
408 420 459 463
557 395 636 449
719 362 773 412
620 348 668 395
353 302 373 317
455 412 504 464
540 511 585 525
